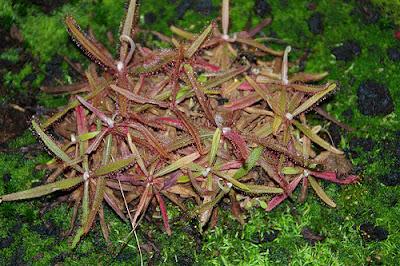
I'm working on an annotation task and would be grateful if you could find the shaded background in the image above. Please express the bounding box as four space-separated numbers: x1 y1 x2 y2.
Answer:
0 0 399 265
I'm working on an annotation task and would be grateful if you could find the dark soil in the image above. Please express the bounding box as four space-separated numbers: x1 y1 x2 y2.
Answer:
0 105 30 144
328 124 343 147
359 222 388 242
353 0 380 24
254 0 272 17
0 235 13 249
28 0 70 14
31 219 61 238
144 12 157 25
249 229 280 244
387 47 400 61
308 12 324 34
379 171 400 186
357 80 394 116
331 40 361 61
193 0 213 15
301 227 325 245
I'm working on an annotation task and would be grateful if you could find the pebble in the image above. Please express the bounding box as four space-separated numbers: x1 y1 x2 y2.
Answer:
254 0 272 17
357 80 394 116
308 12 324 34
331 41 361 61
387 47 400 61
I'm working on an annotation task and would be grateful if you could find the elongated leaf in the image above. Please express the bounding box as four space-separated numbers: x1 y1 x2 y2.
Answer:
223 129 249 160
222 0 229 36
127 133 148 176
170 25 196 40
310 171 359 185
183 64 216 125
223 93 261 111
0 176 83 202
196 190 227 214
155 191 172 235
65 16 115 70
110 84 168 108
282 167 302 175
236 37 283 56
185 22 213 59
95 156 136 176
32 120 72 163
128 123 169 158
289 72 328 83
308 176 336 207
86 128 109 154
291 83 337 117
246 184 283 194
130 50 176 75
233 146 264 179
154 152 200 177
76 96 114 127
266 174 302 211
32 121 83 173
78 131 100 141
83 176 106 234
213 171 250 191
131 184 152 228
203 65 249 90
173 108 205 154
293 120 343 154
245 75 272 103
119 0 138 60
209 128 221 166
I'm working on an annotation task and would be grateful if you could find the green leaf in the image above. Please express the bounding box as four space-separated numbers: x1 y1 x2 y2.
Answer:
308 176 336 208
32 120 71 162
281 167 302 175
209 128 221 166
94 156 136 176
32 121 83 174
65 16 116 70
293 120 343 155
78 131 100 141
0 176 83 202
184 22 213 59
154 152 200 177
291 83 337 117
246 184 283 194
213 171 250 191
258 200 268 209
203 65 249 90
233 146 264 179
177 175 190 183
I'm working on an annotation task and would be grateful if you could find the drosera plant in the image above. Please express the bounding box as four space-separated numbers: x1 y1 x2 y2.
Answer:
0 0 359 250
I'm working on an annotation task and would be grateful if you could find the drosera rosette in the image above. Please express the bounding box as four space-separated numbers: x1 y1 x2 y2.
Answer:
0 0 359 248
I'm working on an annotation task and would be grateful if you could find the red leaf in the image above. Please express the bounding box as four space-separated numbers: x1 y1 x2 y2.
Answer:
310 171 359 185
155 190 172 235
223 129 249 160
266 175 302 211
223 93 261 111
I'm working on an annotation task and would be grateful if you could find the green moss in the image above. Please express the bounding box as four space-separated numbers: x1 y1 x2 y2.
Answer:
372 0 400 25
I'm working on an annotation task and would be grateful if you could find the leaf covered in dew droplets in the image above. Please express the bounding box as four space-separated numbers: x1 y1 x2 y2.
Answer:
95 156 136 176
308 176 337 208
65 16 116 70
154 152 200 178
292 120 343 155
0 176 84 202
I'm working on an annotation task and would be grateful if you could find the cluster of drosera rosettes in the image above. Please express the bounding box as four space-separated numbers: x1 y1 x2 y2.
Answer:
1 0 358 245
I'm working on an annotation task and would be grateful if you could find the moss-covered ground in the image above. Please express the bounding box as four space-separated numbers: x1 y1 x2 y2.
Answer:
0 0 399 265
